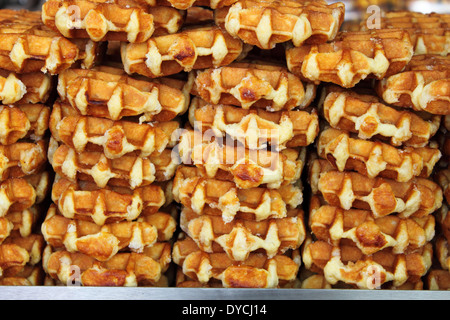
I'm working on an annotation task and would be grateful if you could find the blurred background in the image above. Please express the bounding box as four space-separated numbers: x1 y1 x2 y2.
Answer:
0 0 448 17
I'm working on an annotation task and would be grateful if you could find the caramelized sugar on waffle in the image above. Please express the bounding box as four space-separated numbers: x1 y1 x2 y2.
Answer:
215 0 345 49
286 28 414 88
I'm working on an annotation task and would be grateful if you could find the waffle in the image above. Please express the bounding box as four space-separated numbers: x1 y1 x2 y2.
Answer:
50 104 180 159
42 204 175 261
0 206 42 243
376 54 450 115
436 202 450 244
191 62 316 111
43 241 171 286
436 167 450 204
427 269 450 290
286 28 414 88
121 25 245 78
214 0 345 50
189 97 319 150
176 129 304 189
172 235 301 288
315 168 442 219
309 195 435 255
0 104 50 145
0 70 52 105
302 237 433 289
0 264 45 286
317 127 441 182
172 165 303 222
42 0 184 42
320 87 441 147
51 143 177 189
0 9 101 74
51 176 166 225
361 11 450 56
57 67 192 122
180 206 305 261
143 0 237 9
0 234 44 277
435 235 450 270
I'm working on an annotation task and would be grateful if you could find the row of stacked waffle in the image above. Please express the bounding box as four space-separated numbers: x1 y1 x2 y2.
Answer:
0 0 449 289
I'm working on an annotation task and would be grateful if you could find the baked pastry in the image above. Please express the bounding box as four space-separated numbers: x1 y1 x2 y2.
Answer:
191 62 316 111
215 0 345 49
51 176 166 225
361 11 450 56
188 97 319 150
0 9 101 74
0 104 50 145
286 28 413 88
317 127 441 182
172 234 301 288
179 206 305 261
315 168 442 219
42 0 184 42
309 195 435 255
43 242 171 286
57 66 192 122
49 103 180 159
172 165 303 222
121 25 246 78
376 54 450 115
320 86 441 147
0 70 52 105
302 236 433 289
176 129 304 189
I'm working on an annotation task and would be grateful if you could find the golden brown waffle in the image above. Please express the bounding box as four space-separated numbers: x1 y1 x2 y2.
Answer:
43 242 171 286
176 129 304 189
320 87 441 147
376 54 450 115
180 206 305 261
436 167 450 204
309 195 435 255
0 70 52 105
0 234 44 277
0 104 50 145
143 0 237 9
317 127 441 182
121 25 245 78
0 140 48 180
214 0 345 50
0 9 101 74
191 62 316 111
42 204 175 261
42 0 183 42
361 11 450 56
435 235 450 271
302 237 433 289
0 206 42 242
436 202 450 245
51 176 166 225
0 178 41 217
57 67 192 122
50 105 179 159
286 28 413 88
0 265 45 285
51 143 177 189
172 235 301 288
315 168 442 219
427 269 450 290
189 97 319 150
172 165 303 222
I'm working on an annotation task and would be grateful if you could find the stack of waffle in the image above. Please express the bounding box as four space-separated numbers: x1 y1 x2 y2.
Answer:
170 0 346 288
39 0 195 286
0 8 95 286
298 11 450 289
